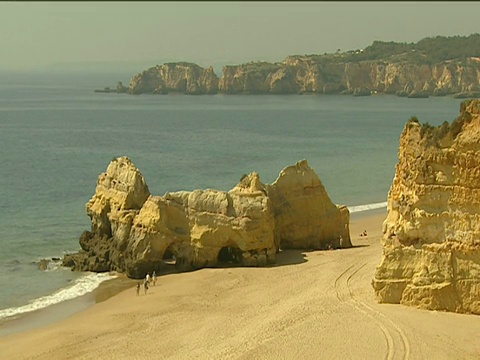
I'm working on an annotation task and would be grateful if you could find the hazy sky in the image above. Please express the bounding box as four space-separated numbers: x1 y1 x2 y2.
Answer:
1 1 479 71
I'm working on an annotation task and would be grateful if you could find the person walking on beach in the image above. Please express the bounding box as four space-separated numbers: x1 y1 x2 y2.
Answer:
144 278 149 295
136 282 141 296
146 272 150 284
152 270 156 286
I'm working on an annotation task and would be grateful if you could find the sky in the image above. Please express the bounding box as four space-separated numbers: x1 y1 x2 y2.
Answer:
1 1 479 72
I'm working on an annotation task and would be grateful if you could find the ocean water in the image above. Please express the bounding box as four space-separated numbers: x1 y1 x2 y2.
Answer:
0 72 465 321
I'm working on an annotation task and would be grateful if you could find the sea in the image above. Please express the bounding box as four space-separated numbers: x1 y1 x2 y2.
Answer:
0 69 465 323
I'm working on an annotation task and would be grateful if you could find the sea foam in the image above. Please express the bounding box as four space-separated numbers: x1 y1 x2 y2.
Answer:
0 272 116 320
347 201 388 213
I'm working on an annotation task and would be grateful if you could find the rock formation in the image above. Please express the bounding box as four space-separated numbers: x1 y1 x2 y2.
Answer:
63 158 350 278
124 57 480 97
217 57 480 96
116 81 128 93
266 160 351 250
103 35 480 97
129 62 219 95
372 99 480 314
218 62 299 94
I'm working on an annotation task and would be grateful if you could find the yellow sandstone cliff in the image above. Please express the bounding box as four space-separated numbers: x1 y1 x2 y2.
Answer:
372 99 480 314
64 159 350 278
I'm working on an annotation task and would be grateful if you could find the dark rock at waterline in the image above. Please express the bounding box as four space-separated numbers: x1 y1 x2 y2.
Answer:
453 91 480 99
407 90 429 98
38 259 49 270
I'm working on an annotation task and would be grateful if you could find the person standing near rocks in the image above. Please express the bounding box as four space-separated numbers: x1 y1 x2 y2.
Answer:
136 282 140 296
152 271 156 286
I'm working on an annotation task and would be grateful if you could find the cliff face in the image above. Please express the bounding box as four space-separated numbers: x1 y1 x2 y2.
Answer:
218 63 300 94
372 99 480 314
129 62 219 95
216 57 480 96
63 158 350 278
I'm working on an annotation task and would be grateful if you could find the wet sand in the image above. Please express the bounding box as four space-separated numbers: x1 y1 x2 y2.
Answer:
1 210 479 359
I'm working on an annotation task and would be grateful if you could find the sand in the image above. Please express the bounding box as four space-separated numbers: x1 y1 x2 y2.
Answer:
1 210 479 360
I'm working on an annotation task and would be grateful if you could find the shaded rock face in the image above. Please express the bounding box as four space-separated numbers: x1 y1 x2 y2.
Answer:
129 62 219 95
63 158 350 278
372 99 480 315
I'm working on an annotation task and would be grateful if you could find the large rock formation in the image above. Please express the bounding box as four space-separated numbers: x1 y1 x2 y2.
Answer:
63 158 350 278
129 62 219 95
217 57 480 96
266 160 351 250
372 99 480 314
108 35 480 97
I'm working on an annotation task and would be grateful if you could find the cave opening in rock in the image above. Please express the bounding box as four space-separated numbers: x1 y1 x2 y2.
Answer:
161 247 177 272
217 246 242 266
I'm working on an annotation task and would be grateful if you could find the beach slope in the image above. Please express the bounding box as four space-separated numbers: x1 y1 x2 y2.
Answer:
1 212 479 360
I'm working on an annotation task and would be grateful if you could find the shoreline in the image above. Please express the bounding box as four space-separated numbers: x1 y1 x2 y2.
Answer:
1 208 479 359
0 275 137 337
0 208 386 339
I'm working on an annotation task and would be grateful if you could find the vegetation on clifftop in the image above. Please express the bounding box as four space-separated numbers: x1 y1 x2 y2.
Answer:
410 100 479 147
290 34 480 65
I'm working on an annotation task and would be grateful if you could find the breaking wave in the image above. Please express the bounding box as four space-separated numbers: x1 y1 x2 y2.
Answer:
347 201 388 213
0 272 116 320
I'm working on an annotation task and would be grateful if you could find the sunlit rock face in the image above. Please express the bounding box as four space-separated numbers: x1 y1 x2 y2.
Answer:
267 160 351 251
124 172 277 277
372 99 480 315
63 158 350 279
129 62 219 95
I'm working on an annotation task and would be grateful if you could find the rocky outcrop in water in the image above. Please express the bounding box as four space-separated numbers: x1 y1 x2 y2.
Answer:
129 62 219 95
63 158 350 278
372 99 480 315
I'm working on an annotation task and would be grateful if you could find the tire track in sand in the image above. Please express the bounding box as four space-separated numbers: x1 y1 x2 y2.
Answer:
334 262 395 360
335 261 410 360
346 264 410 360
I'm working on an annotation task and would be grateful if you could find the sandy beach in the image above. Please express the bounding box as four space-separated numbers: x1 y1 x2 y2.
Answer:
1 210 479 360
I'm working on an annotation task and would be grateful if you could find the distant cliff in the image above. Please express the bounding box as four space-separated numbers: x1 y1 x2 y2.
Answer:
129 62 219 95
372 99 480 315
218 57 480 97
122 34 480 97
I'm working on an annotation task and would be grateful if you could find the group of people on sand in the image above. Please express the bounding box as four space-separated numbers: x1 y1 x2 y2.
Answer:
136 270 157 296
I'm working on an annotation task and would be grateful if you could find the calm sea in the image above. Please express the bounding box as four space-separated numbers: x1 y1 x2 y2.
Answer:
0 71 464 321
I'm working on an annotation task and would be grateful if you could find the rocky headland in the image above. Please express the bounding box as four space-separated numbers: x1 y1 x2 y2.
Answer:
63 158 351 278
128 62 219 95
372 99 480 315
106 34 480 97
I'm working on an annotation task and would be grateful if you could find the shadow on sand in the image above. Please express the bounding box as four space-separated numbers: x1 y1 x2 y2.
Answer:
269 249 308 267
155 245 368 276
346 244 370 249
